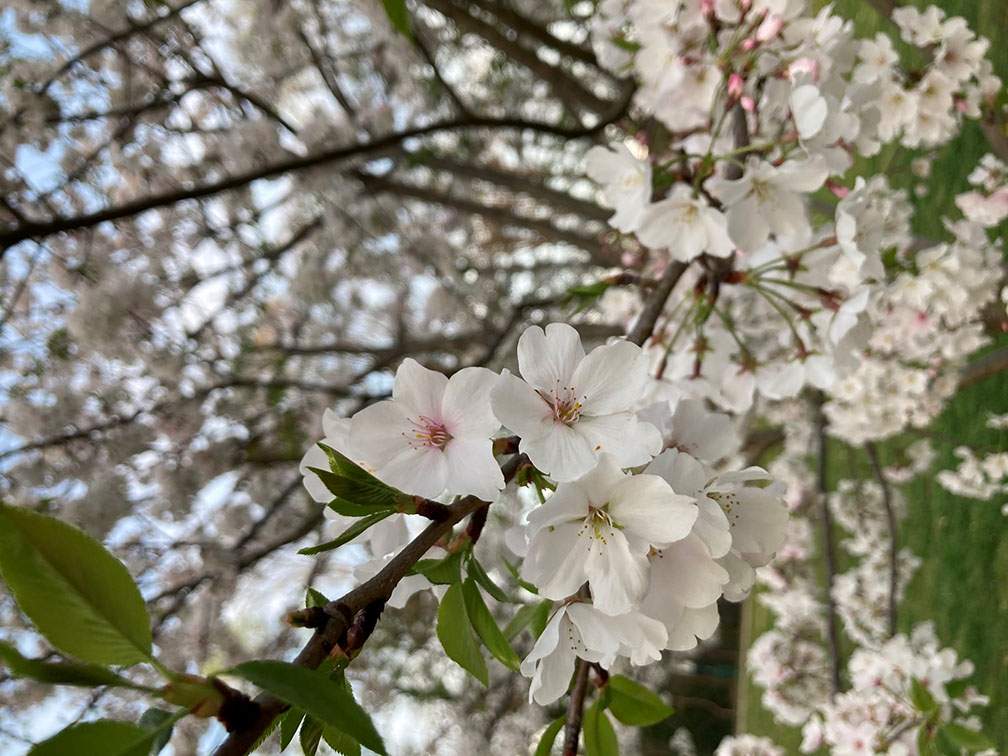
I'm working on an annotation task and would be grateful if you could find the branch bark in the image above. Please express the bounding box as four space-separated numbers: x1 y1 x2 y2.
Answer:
625 262 687 347
211 453 527 756
814 392 843 698
865 442 898 639
562 658 591 756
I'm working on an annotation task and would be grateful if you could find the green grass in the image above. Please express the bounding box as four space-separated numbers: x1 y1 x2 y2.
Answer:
739 1 1008 747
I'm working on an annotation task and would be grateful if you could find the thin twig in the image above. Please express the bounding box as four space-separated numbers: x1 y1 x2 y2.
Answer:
814 392 842 697
562 658 592 756
625 262 687 347
865 442 898 638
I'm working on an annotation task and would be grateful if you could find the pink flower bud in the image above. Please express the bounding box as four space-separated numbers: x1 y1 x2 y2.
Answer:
728 72 744 100
826 179 850 198
756 13 784 42
741 95 756 112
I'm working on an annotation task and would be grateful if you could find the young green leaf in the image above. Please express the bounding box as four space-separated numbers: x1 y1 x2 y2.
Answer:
910 678 937 713
325 498 386 518
0 503 152 666
502 557 540 595
323 725 362 756
299 715 323 756
137 708 174 755
0 641 141 689
605 675 674 727
27 719 167 756
380 0 412 38
298 510 395 556
305 588 329 609
503 603 542 641
467 556 510 603
436 583 488 686
279 707 305 751
940 723 996 751
461 578 521 672
534 717 565 756
582 700 619 756
413 549 464 585
231 661 386 755
306 465 399 510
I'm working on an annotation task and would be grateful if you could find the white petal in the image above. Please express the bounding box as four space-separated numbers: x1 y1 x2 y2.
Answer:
392 358 448 418
521 608 563 674
608 474 697 545
650 534 729 608
718 551 756 602
490 371 553 438
791 84 828 139
726 197 770 252
693 495 733 559
517 323 584 393
321 409 350 441
523 422 598 482
441 367 501 438
300 445 332 503
524 523 589 601
526 484 591 532
350 401 411 465
379 446 448 499
586 529 649 615
443 437 504 500
570 340 649 415
576 414 662 469
566 603 623 658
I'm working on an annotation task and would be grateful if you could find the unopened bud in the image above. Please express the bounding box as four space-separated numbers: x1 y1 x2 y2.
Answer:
727 72 745 102
756 13 784 42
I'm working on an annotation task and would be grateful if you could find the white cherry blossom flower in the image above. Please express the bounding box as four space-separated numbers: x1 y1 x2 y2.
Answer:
635 185 735 260
522 454 697 614
585 143 653 232
351 359 504 500
491 323 662 481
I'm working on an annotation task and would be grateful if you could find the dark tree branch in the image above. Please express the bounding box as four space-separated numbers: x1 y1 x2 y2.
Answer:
814 392 843 698
1 106 631 251
865 442 898 639
626 262 687 347
562 658 592 756
211 453 527 756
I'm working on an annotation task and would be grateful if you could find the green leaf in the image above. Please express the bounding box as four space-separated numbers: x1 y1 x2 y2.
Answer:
28 720 165 756
911 678 937 713
325 498 385 517
305 588 329 609
918 725 937 756
413 549 464 585
940 724 996 751
0 640 140 689
232 661 386 755
436 583 488 685
606 675 673 727
137 709 174 755
380 0 412 37
582 701 619 756
562 280 613 313
298 510 395 556
502 557 540 595
279 707 304 751
323 726 362 756
0 503 152 665
503 603 542 641
306 464 400 510
467 557 509 603
299 715 323 756
461 578 521 672
534 717 565 756
317 445 406 503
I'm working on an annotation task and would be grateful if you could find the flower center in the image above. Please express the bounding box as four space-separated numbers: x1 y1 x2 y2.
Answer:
404 415 452 450
541 382 585 426
578 506 618 543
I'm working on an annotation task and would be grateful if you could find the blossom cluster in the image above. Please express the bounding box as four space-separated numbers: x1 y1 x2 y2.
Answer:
302 322 789 704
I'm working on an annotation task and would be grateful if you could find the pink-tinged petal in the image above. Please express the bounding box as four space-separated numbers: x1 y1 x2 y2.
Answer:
517 323 585 393
442 437 504 500
608 474 697 545
300 445 332 503
490 370 553 438
524 523 590 601
585 530 649 615
392 358 448 418
526 484 591 533
650 534 729 608
570 340 649 415
350 401 411 464
378 446 448 499
441 366 501 438
523 422 597 482
576 414 662 469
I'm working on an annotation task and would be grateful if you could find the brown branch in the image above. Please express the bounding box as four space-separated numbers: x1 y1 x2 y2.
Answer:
957 345 1008 390
0 105 630 251
625 262 688 346
814 392 842 697
562 658 592 756
865 442 898 639
211 453 527 756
